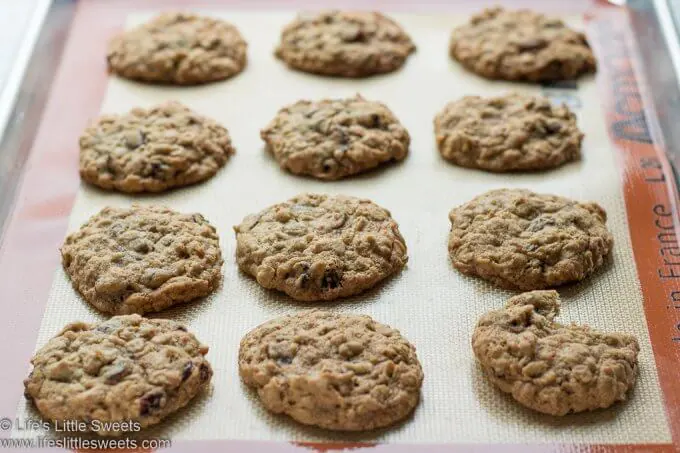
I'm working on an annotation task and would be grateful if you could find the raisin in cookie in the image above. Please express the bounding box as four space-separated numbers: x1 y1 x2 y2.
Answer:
107 12 247 85
79 102 234 193
448 189 613 290
239 310 423 430
24 315 213 435
61 205 223 315
472 290 639 415
234 193 407 301
434 93 582 172
275 11 415 77
450 7 596 82
261 95 409 180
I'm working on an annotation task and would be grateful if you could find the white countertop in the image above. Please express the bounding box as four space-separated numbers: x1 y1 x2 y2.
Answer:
0 0 51 137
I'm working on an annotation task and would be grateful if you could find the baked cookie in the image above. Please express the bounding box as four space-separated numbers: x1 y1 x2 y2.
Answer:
239 310 423 430
472 290 639 415
450 7 596 82
107 12 247 85
448 189 613 290
79 102 234 193
61 205 223 315
234 193 407 301
261 95 410 180
434 93 582 172
275 11 415 77
24 315 213 435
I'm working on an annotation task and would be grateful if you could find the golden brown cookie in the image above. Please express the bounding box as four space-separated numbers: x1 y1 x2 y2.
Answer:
450 7 596 82
275 11 415 77
448 189 613 290
239 310 423 430
261 95 410 180
472 290 639 415
434 93 582 172
61 205 223 315
107 12 247 85
24 315 213 435
79 102 234 193
234 193 407 301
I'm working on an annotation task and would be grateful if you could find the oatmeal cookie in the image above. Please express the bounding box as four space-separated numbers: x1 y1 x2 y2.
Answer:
434 93 582 172
239 310 423 430
261 95 409 180
448 189 613 290
79 101 234 193
275 11 415 77
472 290 639 415
234 193 407 301
61 205 223 315
107 12 247 85
24 315 213 435
450 7 596 82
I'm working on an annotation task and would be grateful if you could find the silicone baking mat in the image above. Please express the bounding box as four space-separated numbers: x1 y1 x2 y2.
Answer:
1 1 679 452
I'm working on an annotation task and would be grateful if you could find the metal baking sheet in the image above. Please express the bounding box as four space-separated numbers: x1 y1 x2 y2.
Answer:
0 1 679 452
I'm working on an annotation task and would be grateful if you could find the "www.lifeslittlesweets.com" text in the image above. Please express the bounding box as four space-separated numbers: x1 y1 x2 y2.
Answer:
0 436 171 449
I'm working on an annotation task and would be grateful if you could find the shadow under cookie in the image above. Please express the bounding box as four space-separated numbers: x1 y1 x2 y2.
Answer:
241 264 407 311
470 361 630 428
239 381 417 443
263 144 409 184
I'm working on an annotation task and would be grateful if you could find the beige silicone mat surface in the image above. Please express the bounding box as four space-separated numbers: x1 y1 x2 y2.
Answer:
14 11 672 444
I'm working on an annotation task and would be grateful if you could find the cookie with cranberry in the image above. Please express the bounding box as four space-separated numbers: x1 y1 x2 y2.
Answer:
79 101 234 193
276 10 415 77
434 93 582 172
472 290 638 415
234 193 407 301
239 310 423 430
24 315 213 435
61 205 223 315
448 189 612 289
262 95 409 180
450 7 596 82
107 12 247 85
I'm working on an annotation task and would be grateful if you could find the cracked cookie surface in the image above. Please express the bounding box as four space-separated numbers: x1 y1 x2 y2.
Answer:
261 95 409 180
234 193 407 301
450 7 596 82
472 290 639 415
107 12 247 85
434 93 582 172
239 310 423 430
61 205 223 315
24 315 213 435
79 101 234 193
448 189 613 290
275 10 415 77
